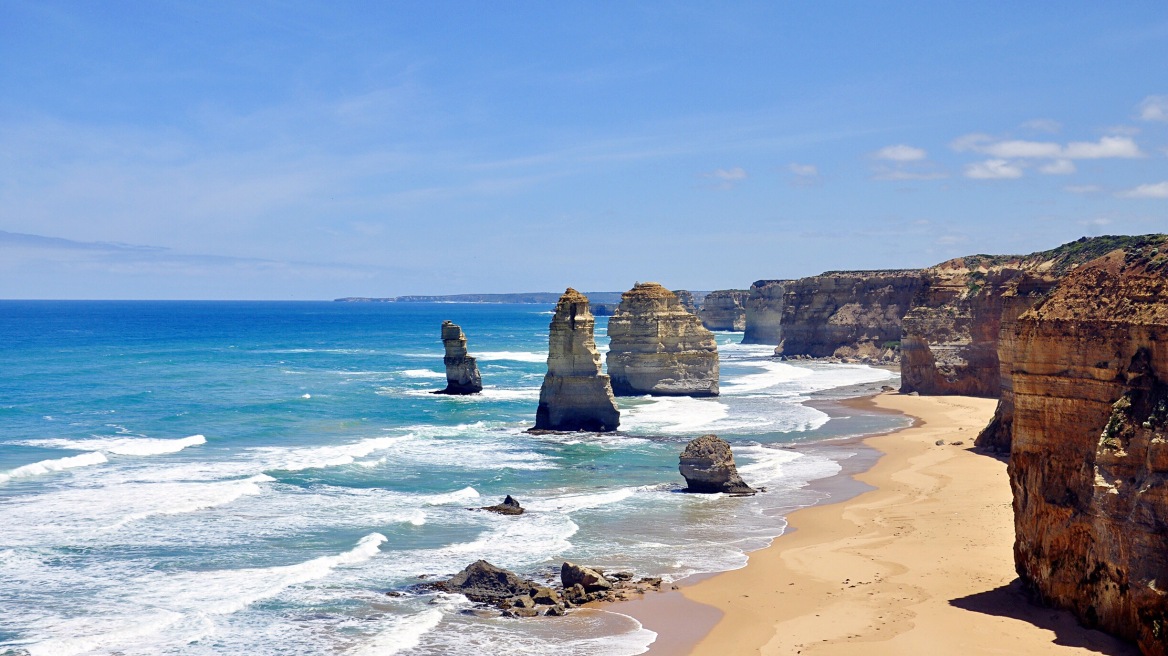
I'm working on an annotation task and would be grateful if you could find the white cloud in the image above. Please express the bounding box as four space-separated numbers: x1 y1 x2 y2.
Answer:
1063 136 1142 159
1022 119 1062 133
978 139 1063 158
1138 95 1168 122
874 144 927 161
965 159 1023 179
871 167 948 181
951 133 994 152
1117 181 1168 198
705 167 747 181
788 163 818 177
1039 159 1076 175
1064 184 1103 194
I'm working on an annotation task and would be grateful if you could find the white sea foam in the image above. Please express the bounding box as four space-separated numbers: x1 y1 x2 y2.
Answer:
523 487 637 513
474 351 547 363
257 436 407 472
619 396 729 433
721 360 811 394
21 434 207 456
400 369 446 379
0 451 108 484
423 486 480 505
349 609 444 656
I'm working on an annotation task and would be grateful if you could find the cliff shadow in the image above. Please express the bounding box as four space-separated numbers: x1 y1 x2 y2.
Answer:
949 578 1138 655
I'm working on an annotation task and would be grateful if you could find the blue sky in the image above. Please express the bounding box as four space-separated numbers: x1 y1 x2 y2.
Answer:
1 1 1166 299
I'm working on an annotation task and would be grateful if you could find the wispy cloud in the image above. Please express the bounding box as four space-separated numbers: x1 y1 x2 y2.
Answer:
786 163 821 187
952 135 1142 160
1038 159 1076 175
965 159 1023 179
699 166 747 190
1137 95 1168 122
1021 118 1062 133
874 144 926 161
871 167 947 181
1116 181 1168 198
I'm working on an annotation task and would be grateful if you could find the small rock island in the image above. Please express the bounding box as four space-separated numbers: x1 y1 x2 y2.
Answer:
434 320 482 395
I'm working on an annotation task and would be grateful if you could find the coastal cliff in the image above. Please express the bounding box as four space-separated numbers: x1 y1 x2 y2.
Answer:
534 289 620 432
1008 238 1168 653
606 282 719 397
776 270 922 358
699 289 749 331
742 280 789 344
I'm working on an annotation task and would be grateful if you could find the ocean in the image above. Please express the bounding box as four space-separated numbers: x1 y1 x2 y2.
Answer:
0 301 907 655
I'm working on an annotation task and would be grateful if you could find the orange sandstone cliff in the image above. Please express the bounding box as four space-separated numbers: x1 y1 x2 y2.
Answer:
1009 239 1168 654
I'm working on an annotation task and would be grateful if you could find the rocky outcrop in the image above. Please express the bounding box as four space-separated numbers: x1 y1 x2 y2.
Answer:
434 321 482 395
533 289 620 432
742 280 789 344
699 289 749 331
776 270 922 358
561 562 612 593
1008 238 1168 653
673 289 699 313
439 560 540 604
481 495 524 515
679 434 756 494
606 282 719 397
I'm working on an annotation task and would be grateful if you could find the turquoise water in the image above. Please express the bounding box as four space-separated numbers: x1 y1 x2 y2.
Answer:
0 301 905 655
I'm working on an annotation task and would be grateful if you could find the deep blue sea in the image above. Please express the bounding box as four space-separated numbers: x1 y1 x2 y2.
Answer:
0 301 906 655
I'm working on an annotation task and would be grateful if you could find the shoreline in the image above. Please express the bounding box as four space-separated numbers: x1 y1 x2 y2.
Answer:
620 392 1137 655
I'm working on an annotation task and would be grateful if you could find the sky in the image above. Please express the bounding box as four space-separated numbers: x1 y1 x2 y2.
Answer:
1 1 1166 299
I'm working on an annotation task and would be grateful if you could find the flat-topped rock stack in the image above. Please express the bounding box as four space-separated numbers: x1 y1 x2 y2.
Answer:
434 320 482 395
606 282 720 397
699 289 749 331
533 289 620 432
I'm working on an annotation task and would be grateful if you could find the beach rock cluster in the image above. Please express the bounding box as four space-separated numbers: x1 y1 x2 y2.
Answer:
533 289 620 432
431 560 667 618
606 282 720 397
1007 239 1168 654
434 321 482 395
698 289 749 331
679 434 756 494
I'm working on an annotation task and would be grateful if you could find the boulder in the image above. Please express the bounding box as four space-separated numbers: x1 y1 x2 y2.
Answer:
679 434 756 494
606 282 720 397
560 561 612 593
481 495 524 515
440 560 537 604
533 289 620 432
433 321 483 394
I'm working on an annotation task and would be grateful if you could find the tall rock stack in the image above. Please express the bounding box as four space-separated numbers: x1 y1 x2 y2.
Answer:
606 282 720 397
742 280 789 344
435 320 482 394
699 289 749 331
1008 239 1168 654
533 289 620 432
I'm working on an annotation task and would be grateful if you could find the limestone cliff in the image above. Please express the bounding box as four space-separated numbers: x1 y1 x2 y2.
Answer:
1008 238 1168 653
534 289 620 432
776 270 922 358
698 289 749 331
434 321 483 395
673 289 699 313
606 282 719 397
742 280 788 344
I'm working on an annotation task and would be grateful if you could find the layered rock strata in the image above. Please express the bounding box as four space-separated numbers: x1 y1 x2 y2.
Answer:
434 320 482 395
698 289 749 331
606 282 719 397
673 289 699 313
533 289 620 432
776 270 923 358
1008 240 1168 653
742 279 789 344
679 434 756 494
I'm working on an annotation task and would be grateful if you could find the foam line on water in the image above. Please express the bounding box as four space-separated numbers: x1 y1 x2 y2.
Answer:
20 434 207 456
523 487 636 513
473 351 547 363
400 369 446 379
423 486 480 505
0 451 108 484
348 609 443 656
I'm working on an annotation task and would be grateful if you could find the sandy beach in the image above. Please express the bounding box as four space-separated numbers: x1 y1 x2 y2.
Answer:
625 393 1138 655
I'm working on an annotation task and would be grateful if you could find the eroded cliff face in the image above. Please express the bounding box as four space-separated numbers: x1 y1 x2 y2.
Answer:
742 280 788 344
534 289 620 432
1009 241 1168 653
698 289 749 331
776 270 922 358
606 282 719 397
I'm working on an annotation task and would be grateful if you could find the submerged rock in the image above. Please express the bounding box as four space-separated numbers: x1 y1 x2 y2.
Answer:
533 289 620 432
606 282 719 397
481 495 524 515
433 320 482 395
439 560 538 604
679 434 756 494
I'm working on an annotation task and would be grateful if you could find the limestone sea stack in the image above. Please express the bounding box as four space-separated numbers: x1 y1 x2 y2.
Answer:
1008 238 1168 653
679 434 756 494
434 320 482 394
606 282 720 397
698 289 749 331
533 289 620 432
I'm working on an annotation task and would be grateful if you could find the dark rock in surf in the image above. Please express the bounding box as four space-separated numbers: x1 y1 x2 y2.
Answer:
679 434 757 494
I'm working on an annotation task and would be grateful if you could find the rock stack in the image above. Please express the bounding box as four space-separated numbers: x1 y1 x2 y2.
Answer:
533 289 620 432
606 282 720 397
679 434 756 494
434 320 482 395
699 289 749 331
